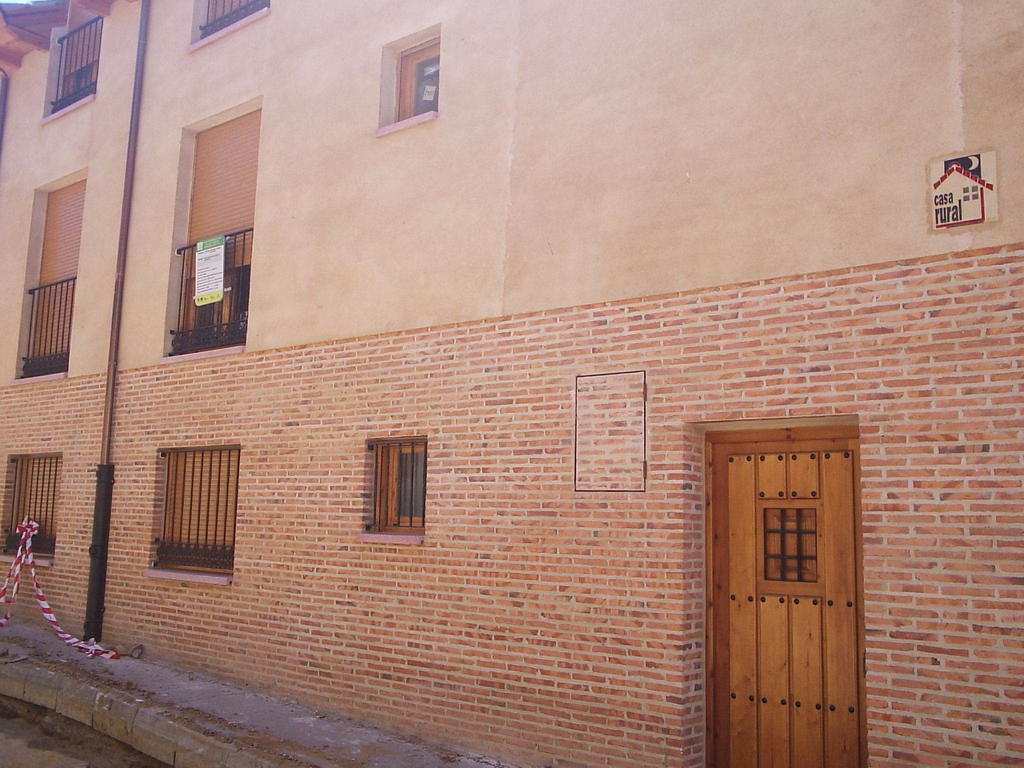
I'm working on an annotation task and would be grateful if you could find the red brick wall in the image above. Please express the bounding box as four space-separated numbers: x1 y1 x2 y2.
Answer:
1 374 105 623
2 243 1022 767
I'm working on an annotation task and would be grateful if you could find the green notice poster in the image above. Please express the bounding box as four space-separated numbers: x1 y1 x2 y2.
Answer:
194 235 225 306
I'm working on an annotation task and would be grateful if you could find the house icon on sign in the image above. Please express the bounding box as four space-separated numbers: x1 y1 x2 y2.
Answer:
932 163 994 228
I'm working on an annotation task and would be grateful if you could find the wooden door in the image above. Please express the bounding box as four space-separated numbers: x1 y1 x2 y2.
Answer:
708 432 863 768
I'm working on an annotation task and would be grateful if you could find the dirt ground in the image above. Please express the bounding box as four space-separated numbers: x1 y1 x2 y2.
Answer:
0 697 166 768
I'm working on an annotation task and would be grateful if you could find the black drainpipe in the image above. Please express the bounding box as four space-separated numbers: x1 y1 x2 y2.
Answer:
83 0 151 642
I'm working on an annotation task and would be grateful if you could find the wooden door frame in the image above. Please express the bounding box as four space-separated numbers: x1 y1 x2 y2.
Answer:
703 424 868 767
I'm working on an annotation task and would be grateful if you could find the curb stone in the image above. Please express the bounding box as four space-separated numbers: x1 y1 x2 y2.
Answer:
129 708 180 765
0 659 323 768
54 677 101 726
94 689 139 743
21 665 61 709
0 660 28 699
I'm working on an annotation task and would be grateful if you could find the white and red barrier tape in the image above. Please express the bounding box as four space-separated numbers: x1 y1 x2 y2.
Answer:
0 520 119 659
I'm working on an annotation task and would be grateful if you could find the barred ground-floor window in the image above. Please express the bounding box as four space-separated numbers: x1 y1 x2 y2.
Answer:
4 455 61 556
156 446 239 573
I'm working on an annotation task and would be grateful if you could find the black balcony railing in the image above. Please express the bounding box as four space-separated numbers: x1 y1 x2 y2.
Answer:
200 0 270 38
22 277 75 378
171 228 252 356
51 16 102 114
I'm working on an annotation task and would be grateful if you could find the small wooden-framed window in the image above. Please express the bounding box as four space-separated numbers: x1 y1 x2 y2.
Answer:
156 446 240 573
397 39 440 122
369 437 427 533
4 455 61 556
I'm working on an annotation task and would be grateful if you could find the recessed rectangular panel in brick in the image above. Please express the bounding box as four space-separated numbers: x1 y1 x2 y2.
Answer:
574 371 646 491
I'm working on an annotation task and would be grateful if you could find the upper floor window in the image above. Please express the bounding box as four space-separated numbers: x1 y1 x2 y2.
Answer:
200 0 270 39
22 180 85 378
378 28 441 132
51 15 102 114
397 38 440 122
4 455 61 558
170 110 260 356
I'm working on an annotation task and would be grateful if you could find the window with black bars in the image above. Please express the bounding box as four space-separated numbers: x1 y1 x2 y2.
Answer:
369 438 426 533
156 447 239 572
763 507 818 582
51 16 102 114
201 0 270 38
5 456 61 556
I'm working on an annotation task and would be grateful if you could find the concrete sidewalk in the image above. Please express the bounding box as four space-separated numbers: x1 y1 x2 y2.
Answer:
0 619 519 768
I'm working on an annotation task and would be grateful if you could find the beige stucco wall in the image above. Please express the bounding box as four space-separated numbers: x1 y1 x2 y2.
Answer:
117 0 518 368
0 0 136 381
503 0 1023 313
1 0 1022 378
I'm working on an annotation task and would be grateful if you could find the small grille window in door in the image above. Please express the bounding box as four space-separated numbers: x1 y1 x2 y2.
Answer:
764 507 818 582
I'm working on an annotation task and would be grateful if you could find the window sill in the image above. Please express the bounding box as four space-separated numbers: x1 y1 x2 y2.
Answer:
143 568 232 585
188 7 270 53
0 554 52 568
40 94 95 126
374 111 438 138
10 372 68 386
357 532 425 545
160 345 245 365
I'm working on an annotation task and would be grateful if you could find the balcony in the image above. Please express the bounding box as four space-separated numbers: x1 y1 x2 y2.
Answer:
50 16 102 114
22 277 75 378
170 228 252 356
200 0 270 39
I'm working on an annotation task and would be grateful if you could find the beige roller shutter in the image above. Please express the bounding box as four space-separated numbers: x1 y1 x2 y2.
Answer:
188 110 261 243
38 180 86 286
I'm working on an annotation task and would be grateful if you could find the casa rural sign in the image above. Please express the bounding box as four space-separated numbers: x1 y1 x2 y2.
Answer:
931 151 997 229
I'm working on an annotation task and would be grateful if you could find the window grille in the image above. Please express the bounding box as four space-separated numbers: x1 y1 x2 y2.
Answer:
201 0 270 38
51 16 102 114
764 507 818 582
156 447 240 572
369 438 427 533
5 456 61 556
